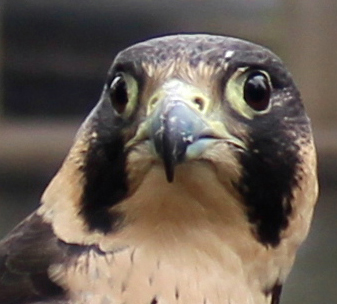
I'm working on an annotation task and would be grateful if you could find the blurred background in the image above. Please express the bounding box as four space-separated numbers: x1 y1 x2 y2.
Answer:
0 0 336 303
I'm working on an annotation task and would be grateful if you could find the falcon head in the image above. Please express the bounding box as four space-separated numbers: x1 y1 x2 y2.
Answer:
40 35 318 301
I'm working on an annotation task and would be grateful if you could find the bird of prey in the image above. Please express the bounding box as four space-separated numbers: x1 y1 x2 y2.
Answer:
0 34 318 304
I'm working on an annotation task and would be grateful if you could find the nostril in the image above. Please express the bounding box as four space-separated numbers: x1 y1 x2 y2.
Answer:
193 97 204 111
150 97 158 106
148 97 159 113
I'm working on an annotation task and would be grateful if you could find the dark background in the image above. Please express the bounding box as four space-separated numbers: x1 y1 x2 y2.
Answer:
1 1 337 303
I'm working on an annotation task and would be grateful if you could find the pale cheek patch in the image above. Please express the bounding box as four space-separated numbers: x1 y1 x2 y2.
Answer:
125 143 156 195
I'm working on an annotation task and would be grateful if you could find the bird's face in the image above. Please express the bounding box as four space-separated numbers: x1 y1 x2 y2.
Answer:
41 35 317 251
120 64 246 183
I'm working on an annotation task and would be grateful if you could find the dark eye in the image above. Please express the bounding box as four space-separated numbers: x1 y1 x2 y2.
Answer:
243 72 271 111
109 74 128 114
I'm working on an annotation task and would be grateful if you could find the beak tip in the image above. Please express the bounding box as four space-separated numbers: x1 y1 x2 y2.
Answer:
166 172 174 183
151 100 201 183
163 159 175 183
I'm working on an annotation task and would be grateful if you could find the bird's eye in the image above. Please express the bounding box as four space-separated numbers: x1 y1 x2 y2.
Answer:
109 74 129 114
243 72 271 111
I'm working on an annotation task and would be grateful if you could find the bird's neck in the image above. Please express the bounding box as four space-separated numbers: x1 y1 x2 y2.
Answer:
109 162 250 250
40 156 295 303
49 163 279 304
100 163 283 297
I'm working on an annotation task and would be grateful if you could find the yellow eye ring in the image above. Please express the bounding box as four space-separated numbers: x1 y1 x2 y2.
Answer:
225 68 272 119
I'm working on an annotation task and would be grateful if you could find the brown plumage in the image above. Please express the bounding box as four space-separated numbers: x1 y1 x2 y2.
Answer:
0 34 318 304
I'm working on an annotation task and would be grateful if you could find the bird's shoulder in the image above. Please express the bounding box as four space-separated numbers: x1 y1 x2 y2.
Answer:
0 212 74 304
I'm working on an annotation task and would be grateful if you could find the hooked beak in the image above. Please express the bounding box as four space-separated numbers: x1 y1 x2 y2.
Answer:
150 99 210 182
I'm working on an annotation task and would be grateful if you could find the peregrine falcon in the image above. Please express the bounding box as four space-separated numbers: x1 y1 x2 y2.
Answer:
0 34 318 304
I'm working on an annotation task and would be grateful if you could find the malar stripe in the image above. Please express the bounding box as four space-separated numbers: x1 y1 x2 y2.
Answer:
80 114 128 234
238 118 301 246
